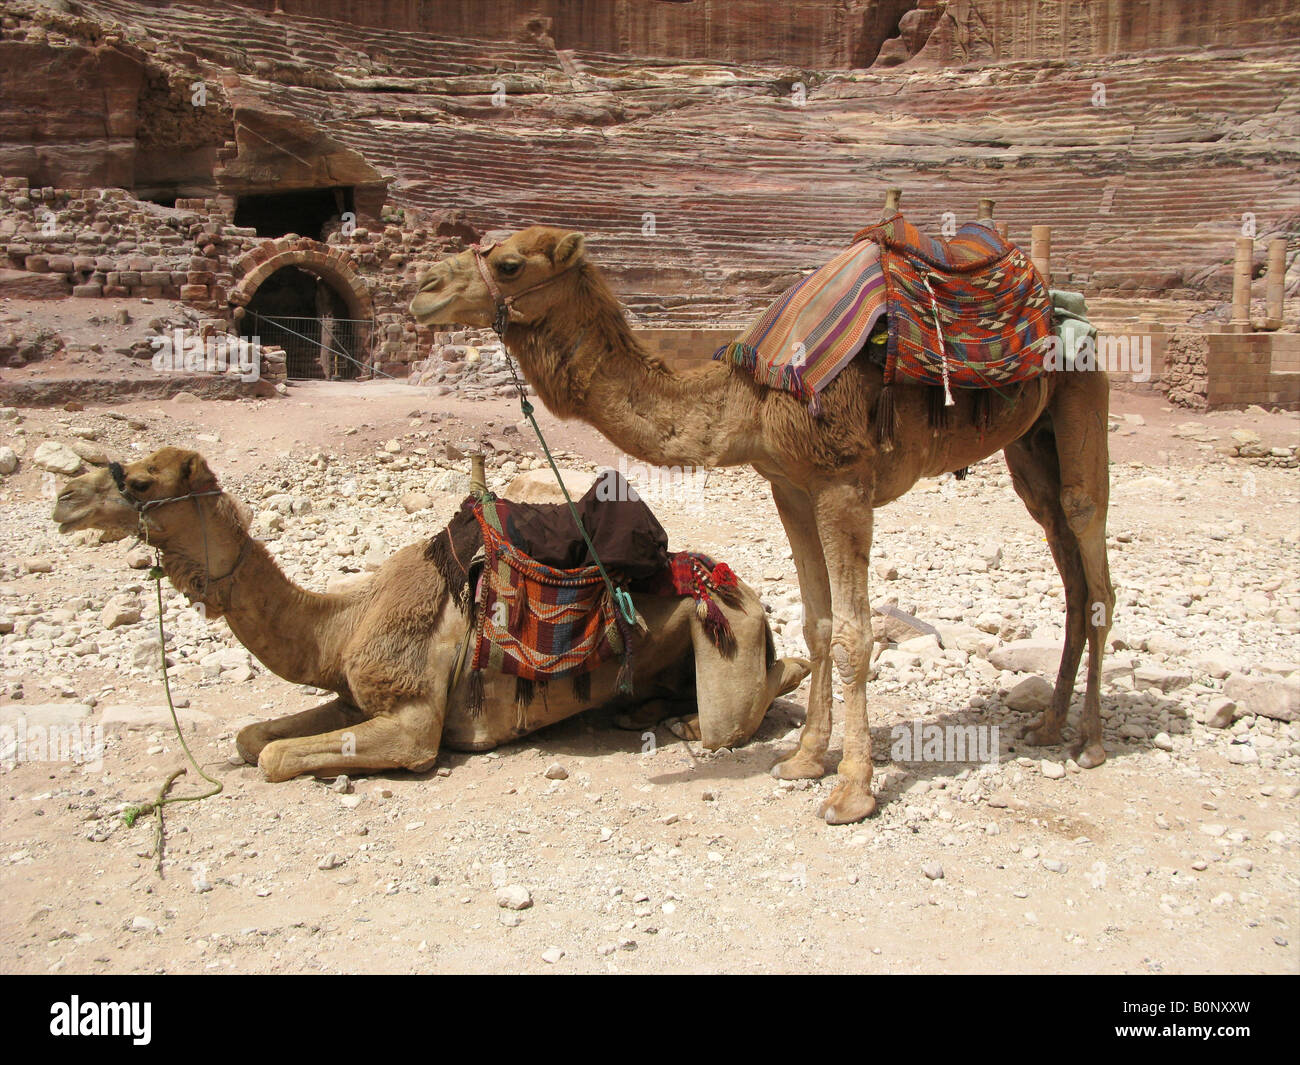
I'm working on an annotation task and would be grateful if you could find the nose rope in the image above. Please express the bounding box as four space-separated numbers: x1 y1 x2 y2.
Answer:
108 462 247 610
465 242 639 657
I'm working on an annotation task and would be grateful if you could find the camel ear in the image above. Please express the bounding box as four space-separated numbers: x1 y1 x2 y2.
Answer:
180 452 219 494
554 231 585 266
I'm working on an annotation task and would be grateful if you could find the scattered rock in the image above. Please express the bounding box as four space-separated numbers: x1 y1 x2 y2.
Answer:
32 441 82 475
1005 675 1053 712
497 885 533 911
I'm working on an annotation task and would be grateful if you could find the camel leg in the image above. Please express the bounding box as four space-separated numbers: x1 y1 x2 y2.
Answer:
257 700 445 783
614 698 697 732
811 480 878 824
1049 379 1115 768
1004 429 1089 749
236 697 365 764
769 479 834 780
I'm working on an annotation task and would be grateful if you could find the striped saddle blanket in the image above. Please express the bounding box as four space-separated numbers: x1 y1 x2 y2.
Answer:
713 213 1053 412
853 214 1053 393
713 240 887 413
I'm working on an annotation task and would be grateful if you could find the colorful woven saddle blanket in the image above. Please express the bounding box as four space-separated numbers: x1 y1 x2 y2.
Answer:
713 213 1054 412
713 240 886 413
851 213 1054 392
425 471 742 712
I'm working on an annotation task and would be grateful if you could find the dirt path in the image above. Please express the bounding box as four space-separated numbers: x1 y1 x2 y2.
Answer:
1 383 1297 973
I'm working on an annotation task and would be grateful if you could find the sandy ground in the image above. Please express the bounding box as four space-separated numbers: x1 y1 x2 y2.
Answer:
1 379 1298 974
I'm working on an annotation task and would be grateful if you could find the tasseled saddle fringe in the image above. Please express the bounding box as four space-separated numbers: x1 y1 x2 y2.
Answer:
926 385 951 434
467 669 485 719
874 384 897 452
696 597 738 658
874 383 1002 451
470 670 598 727
426 530 473 611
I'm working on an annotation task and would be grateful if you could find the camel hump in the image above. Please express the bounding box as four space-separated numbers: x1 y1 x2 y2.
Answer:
505 467 597 504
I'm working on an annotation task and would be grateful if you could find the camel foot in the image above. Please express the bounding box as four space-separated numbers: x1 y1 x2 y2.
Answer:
770 749 827 780
1072 740 1107 769
257 741 296 783
236 724 267 765
666 715 701 741
819 780 877 825
1023 717 1063 747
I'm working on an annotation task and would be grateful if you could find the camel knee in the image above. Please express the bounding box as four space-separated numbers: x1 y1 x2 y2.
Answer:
1061 486 1098 536
830 617 872 685
803 614 832 658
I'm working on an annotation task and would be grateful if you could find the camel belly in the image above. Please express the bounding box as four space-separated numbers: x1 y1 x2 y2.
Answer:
875 377 1053 503
440 597 696 750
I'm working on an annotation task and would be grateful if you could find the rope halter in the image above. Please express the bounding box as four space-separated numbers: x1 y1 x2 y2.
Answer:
108 461 248 609
470 240 582 338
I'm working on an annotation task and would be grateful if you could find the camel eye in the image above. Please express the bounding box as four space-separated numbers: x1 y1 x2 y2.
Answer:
497 258 523 278
127 477 151 493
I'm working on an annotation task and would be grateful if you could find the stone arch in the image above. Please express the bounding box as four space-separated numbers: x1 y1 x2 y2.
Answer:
229 236 375 380
229 236 373 320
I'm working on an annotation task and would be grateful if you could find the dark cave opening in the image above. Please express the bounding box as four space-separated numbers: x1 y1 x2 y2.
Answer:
234 186 355 240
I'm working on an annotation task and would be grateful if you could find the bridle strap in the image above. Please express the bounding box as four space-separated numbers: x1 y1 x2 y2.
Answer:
108 462 246 610
108 462 222 514
471 241 582 337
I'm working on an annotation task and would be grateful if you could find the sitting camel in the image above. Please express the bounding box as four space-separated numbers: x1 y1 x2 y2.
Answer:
52 448 810 782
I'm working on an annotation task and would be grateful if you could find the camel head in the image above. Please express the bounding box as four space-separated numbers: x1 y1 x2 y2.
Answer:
410 225 587 329
54 447 248 545
51 465 136 541
113 445 221 513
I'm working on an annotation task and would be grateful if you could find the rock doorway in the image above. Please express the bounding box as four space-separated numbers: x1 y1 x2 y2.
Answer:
234 187 355 241
239 265 363 380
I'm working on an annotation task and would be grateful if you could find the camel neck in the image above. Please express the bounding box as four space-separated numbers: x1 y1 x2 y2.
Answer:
506 270 755 470
155 512 353 691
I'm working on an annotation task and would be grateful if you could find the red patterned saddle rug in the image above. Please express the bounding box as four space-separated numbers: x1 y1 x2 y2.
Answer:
425 478 742 723
851 213 1054 447
853 213 1054 393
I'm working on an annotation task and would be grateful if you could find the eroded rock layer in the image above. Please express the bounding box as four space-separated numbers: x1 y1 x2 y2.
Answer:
0 0 1296 329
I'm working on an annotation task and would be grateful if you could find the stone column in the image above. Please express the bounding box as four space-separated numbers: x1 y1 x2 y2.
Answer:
1231 237 1254 332
1031 225 1051 287
1264 238 1286 330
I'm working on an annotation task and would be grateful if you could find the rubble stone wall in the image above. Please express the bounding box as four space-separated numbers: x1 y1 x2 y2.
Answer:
1164 329 1210 409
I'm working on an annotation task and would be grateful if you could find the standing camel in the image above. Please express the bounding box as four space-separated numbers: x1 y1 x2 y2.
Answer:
410 225 1115 824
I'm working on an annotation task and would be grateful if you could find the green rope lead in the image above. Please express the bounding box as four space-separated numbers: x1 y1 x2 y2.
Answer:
501 352 637 629
121 559 224 874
